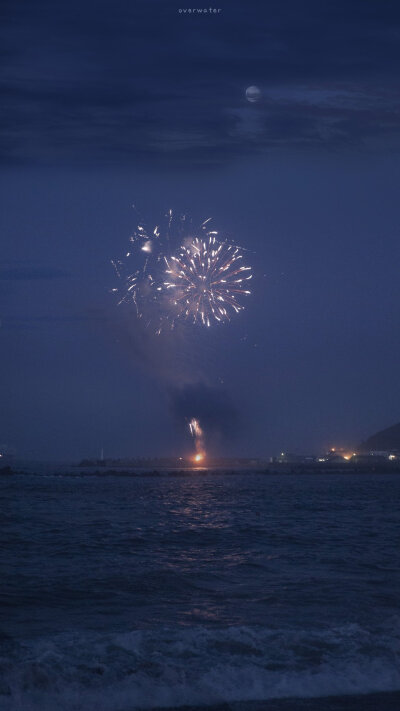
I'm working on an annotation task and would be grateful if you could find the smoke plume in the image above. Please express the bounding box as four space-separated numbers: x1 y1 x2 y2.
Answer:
169 382 239 445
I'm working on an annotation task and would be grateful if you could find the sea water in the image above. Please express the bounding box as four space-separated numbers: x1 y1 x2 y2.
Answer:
1 470 400 710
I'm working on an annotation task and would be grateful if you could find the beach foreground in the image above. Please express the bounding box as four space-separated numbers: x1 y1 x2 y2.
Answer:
153 692 400 711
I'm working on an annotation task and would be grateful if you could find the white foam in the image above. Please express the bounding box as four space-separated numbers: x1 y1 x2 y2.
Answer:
2 621 400 711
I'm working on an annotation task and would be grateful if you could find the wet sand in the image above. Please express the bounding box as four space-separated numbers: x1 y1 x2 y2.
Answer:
152 691 400 711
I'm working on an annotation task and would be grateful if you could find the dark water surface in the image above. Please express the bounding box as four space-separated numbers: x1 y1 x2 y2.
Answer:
1 471 400 710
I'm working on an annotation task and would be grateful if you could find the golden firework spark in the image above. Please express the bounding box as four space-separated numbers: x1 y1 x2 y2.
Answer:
164 235 252 326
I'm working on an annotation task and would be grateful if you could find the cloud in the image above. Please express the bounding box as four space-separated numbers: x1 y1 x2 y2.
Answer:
1 0 400 166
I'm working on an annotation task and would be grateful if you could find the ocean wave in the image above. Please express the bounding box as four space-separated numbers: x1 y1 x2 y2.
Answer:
2 621 400 711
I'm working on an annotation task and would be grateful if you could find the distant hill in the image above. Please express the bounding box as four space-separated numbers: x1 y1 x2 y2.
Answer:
360 422 400 452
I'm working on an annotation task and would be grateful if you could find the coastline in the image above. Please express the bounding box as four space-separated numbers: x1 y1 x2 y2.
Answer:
3 463 400 477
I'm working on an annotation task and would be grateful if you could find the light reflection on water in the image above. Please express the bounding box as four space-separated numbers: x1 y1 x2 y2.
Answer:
1 471 400 638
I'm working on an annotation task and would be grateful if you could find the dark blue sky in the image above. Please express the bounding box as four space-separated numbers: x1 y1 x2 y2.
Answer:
1 0 400 460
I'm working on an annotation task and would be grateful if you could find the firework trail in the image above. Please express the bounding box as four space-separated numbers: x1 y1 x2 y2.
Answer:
188 417 205 462
112 209 252 333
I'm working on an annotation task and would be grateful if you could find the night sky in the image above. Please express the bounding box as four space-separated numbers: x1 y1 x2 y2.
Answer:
1 0 400 461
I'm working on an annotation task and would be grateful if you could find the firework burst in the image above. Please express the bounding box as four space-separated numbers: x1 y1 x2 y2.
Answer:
112 209 252 332
111 216 165 330
164 235 252 327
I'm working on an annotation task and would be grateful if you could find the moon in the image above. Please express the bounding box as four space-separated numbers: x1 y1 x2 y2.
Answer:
245 85 261 103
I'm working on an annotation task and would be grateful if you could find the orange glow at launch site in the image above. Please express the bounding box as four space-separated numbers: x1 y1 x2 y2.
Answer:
194 453 204 463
